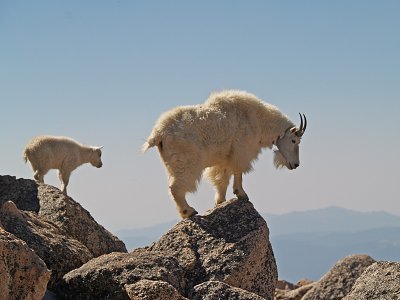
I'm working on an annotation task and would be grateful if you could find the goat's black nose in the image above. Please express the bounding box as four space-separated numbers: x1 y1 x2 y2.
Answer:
294 163 299 169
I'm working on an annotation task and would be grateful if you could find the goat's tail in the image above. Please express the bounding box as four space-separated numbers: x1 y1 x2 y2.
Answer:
22 148 29 163
141 133 162 153
141 141 152 153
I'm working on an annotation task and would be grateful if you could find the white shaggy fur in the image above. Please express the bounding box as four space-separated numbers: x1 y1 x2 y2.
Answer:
143 90 305 218
23 135 103 195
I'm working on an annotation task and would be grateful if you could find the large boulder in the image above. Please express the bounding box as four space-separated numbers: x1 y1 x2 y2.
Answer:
58 249 186 300
57 198 278 299
0 200 93 289
0 227 50 300
150 198 278 299
343 261 400 300
302 254 376 300
0 175 127 293
37 183 126 256
192 281 266 300
125 279 189 300
0 175 127 256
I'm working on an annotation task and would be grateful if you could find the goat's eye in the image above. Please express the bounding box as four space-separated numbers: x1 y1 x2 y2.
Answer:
292 140 296 144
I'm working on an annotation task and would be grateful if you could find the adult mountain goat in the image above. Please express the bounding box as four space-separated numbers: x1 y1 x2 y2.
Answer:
23 135 103 196
143 90 307 218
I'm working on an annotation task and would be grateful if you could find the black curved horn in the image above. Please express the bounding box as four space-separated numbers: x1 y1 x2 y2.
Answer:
299 113 303 131
302 113 307 132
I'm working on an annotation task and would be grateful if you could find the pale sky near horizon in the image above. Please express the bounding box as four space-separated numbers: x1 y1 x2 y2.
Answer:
1 1 399 233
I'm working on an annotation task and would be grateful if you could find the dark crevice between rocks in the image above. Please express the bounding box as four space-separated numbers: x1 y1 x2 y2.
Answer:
181 230 208 298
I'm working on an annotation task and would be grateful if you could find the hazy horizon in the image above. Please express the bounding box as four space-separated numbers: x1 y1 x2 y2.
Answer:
1 1 399 232
116 204 400 231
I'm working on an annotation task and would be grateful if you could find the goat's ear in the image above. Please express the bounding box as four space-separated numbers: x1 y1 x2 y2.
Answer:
97 146 104 150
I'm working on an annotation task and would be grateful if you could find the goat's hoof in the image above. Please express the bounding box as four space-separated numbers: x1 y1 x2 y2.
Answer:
189 210 198 217
234 190 249 201
181 207 198 219
215 198 226 205
237 194 249 201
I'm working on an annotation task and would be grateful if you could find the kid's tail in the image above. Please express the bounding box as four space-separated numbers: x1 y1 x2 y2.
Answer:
22 149 29 163
141 141 152 153
141 135 161 153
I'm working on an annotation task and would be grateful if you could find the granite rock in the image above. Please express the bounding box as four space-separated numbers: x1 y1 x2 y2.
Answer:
0 200 93 289
302 254 376 300
0 227 50 300
343 261 400 300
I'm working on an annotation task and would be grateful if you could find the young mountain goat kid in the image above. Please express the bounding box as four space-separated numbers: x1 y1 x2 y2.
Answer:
23 135 103 195
143 90 307 218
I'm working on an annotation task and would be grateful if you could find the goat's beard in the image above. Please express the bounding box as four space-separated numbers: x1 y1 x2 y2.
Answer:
273 150 287 169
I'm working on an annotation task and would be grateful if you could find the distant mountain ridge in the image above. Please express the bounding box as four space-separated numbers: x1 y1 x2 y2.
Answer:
271 226 400 281
263 206 400 237
264 207 400 281
118 206 400 249
117 206 400 282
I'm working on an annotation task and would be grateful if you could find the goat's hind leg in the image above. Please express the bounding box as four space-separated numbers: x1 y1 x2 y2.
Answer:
160 139 202 218
33 170 45 183
33 165 48 183
167 161 202 219
169 178 198 219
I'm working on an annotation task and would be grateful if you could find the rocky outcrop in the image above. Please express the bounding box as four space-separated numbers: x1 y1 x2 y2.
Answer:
192 281 266 300
301 254 376 300
0 200 93 289
151 198 278 299
0 175 126 256
57 198 278 299
343 261 400 300
125 279 189 300
37 183 126 257
0 227 50 300
0 175 127 293
3 173 400 300
58 249 186 299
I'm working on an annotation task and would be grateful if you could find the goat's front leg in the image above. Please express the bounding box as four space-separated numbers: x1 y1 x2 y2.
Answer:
58 169 71 196
233 172 249 201
207 166 231 205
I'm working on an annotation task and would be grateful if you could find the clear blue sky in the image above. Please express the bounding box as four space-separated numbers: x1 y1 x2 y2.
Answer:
1 1 399 232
